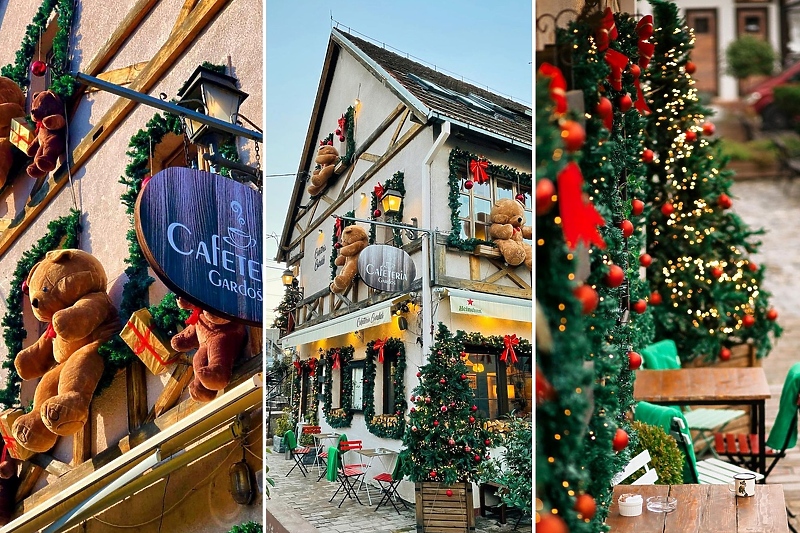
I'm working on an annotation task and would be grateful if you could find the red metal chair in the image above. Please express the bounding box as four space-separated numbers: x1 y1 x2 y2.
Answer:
284 430 311 478
317 433 348 481
326 441 367 507
374 455 407 514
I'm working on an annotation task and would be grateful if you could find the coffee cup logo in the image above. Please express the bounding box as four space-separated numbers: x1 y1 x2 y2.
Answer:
224 201 255 249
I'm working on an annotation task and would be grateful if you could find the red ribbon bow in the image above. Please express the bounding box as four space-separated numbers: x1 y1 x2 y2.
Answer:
604 49 629 92
469 159 489 185
332 349 341 370
334 217 343 238
501 334 519 365
34 120 44 135
185 307 201 325
374 182 385 200
538 63 568 115
308 357 317 376
373 338 388 364
1 437 15 462
637 15 655 70
632 66 652 116
596 7 618 51
338 114 346 132
293 360 302 375
557 162 606 250
45 322 56 339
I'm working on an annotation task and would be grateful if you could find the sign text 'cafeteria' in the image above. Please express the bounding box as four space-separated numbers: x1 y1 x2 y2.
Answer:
135 167 263 325
357 244 416 293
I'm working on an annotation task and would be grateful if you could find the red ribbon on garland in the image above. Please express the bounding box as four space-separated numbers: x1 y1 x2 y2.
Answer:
338 114 346 132
308 357 317 376
45 323 56 339
537 63 568 115
374 182 384 200
596 7 618 51
185 307 201 325
637 15 655 69
373 338 388 363
632 66 652 116
293 360 302 376
469 159 489 185
501 334 519 365
334 217 343 238
604 49 629 92
557 162 606 250
332 349 341 370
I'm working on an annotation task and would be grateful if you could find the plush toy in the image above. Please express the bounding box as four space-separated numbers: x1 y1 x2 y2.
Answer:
170 297 248 402
330 225 368 293
489 198 532 270
307 143 339 196
0 454 18 525
26 90 66 179
12 250 120 453
0 77 25 189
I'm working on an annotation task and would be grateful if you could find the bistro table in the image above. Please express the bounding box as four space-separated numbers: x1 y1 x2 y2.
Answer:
606 484 789 532
311 432 340 477
353 448 398 505
633 367 771 475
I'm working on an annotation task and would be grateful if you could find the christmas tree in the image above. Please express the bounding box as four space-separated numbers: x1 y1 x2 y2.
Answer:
272 282 302 336
643 0 781 364
400 323 492 485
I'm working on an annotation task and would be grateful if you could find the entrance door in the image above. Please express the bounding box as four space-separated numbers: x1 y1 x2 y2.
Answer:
686 9 719 97
737 7 770 93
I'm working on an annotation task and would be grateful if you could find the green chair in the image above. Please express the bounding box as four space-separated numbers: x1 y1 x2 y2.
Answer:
284 430 311 477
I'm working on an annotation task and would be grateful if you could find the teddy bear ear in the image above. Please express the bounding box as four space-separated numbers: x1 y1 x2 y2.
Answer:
46 249 75 263
31 91 41 101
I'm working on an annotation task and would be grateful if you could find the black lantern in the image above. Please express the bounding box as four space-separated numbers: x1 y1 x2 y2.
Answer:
281 268 295 287
228 458 255 505
177 65 249 145
380 188 403 217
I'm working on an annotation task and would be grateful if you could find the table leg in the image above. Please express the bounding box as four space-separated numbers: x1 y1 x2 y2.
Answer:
357 456 375 506
758 400 766 480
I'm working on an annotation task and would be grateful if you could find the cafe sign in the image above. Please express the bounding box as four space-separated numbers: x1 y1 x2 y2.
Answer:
357 244 416 292
135 167 262 325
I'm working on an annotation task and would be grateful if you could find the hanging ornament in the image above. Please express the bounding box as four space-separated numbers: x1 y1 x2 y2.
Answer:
703 122 716 136
649 291 662 305
557 163 606 249
373 209 382 218
618 94 633 113
536 514 568 533
639 253 652 267
464 179 474 190
642 149 654 164
575 494 597 520
595 96 613 131
469 416 476 423
632 299 647 314
749 262 759 272
628 351 642 370
536 179 555 215
536 370 556 405
573 284 599 314
613 428 630 451
630 64 652 115
767 309 778 321
500 334 519 364
717 193 732 209
631 198 645 216
685 130 697 142
446 489 453 497
620 219 634 238
604 264 625 288
743 315 756 328
719 347 732 361
31 60 47 77
433 420 439 427
686 61 697 74
515 192 526 203
661 202 674 216
560 120 585 152
710 267 723 279
448 438 455 446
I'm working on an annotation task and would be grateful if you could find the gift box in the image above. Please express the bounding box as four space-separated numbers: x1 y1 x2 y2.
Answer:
9 118 34 154
120 308 180 375
0 408 35 460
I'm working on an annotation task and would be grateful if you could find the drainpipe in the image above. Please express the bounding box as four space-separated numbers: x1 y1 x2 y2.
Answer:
421 121 450 360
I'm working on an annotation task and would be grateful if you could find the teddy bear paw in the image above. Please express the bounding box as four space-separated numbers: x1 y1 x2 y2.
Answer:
195 364 232 391
11 412 56 453
189 379 218 402
41 394 89 436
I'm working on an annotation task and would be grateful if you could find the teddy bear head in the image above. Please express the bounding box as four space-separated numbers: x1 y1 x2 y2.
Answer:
490 198 526 228
29 91 63 123
25 249 108 322
0 77 25 110
340 225 368 252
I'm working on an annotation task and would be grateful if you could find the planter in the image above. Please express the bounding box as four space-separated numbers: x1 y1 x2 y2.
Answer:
273 435 286 454
415 482 475 533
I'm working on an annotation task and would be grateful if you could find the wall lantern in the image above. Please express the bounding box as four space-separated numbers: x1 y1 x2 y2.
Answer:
177 65 249 145
228 458 255 505
281 268 295 287
381 188 403 217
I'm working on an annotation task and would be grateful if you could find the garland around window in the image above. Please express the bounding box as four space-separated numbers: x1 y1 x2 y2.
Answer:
322 346 354 428
363 337 407 439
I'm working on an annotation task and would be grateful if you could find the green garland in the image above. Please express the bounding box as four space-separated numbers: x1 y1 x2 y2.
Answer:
369 171 405 246
339 106 356 165
0 209 80 409
322 346 354 428
329 210 355 281
455 330 532 360
363 338 407 439
289 357 321 419
447 147 532 251
0 0 76 99
228 521 262 533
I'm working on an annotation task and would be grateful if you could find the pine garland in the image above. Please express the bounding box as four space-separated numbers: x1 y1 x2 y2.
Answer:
369 171 405 246
363 338 406 439
339 105 356 165
321 346 354 428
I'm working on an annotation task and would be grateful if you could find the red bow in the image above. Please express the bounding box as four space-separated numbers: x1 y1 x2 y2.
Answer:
637 15 655 69
632 66 651 115
331 349 341 370
34 120 44 135
501 334 519 365
373 338 388 364
557 162 606 250
293 360 302 375
470 159 489 184
45 323 56 339
1 437 15 462
338 114 346 132
537 63 567 115
334 217 343 238
185 307 201 325
596 7 618 51
604 49 629 92
308 357 317 376
374 182 384 199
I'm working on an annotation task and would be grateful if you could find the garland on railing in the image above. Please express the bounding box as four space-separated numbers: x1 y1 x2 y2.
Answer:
339 105 356 165
447 147 532 251
290 358 318 418
1 0 76 99
322 345 354 428
363 337 407 439
0 209 80 409
369 171 405 246
330 210 355 281
454 330 532 362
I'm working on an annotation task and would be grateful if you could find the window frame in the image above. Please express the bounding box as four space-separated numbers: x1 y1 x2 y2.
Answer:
381 353 399 414
466 351 532 420
349 359 365 413
458 177 532 243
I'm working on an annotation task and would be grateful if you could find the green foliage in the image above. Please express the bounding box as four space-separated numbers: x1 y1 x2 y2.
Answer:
321 346 354 428
488 417 532 513
265 447 275 498
148 292 190 339
271 283 302 334
718 138 778 166
363 337 407 439
369 171 405 245
726 36 776 79
273 407 293 437
624 421 684 485
227 521 262 533
773 84 800 118
339 105 356 165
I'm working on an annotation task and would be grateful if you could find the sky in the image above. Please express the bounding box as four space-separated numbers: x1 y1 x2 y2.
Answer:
263 1 533 322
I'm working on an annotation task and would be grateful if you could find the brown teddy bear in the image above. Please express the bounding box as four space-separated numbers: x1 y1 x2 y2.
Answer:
26 90 66 179
13 249 120 453
0 454 18 525
489 198 532 270
307 144 339 196
170 297 248 402
330 225 368 293
0 77 25 188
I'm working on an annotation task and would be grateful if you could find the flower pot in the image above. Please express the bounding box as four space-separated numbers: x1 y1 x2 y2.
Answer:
415 482 475 532
272 435 285 454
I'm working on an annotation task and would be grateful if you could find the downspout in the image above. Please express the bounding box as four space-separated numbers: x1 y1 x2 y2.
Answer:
421 121 450 359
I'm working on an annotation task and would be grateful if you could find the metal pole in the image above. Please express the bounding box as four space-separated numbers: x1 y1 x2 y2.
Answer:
73 72 263 142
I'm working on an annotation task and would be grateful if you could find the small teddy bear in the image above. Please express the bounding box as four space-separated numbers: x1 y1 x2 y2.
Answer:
170 298 248 403
26 90 66 179
489 198 532 270
0 454 18 525
13 249 120 453
307 144 339 196
0 77 25 188
330 225 369 293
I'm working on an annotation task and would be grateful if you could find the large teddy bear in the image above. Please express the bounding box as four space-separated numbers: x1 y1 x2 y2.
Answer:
330 225 368 293
26 90 66 179
489 198 532 270
307 143 339 196
170 297 248 403
0 77 25 189
13 249 120 453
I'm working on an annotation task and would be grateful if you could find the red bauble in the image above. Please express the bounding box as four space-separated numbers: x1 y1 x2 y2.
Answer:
441 406 447 413
767 309 779 321
573 284 599 315
30 60 47 77
464 180 474 190
471 405 478 412
605 264 625 288
595 96 613 118
703 122 716 136
685 130 697 142
334 242 342 249
743 315 756 328
710 267 723 279
717 193 732 209
515 193 526 203
410 407 416 413
460 374 467 380
425 397 431 404
749 262 758 272
464 446 471 452
439 378 446 384
412 426 418 431
628 351 642 370
620 219 634 238
446 490 453 497
649 291 663 305
373 209 382 218
719 347 731 361
335 128 342 136
433 420 439 427
474 454 481 462
536 515 568 533
561 120 586 152
631 199 645 216
632 299 647 314
416 371 421 378
618 94 633 112
469 416 476 423
661 202 674 216
639 253 653 267
536 372 556 404
430 470 437 478
485 439 491 446
686 61 697 74
448 439 456 446
629 64 641 77
575 494 597 520
613 428 629 451
642 149 654 163
339 135 345 142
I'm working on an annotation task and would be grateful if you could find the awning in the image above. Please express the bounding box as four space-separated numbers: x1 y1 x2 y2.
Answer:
281 300 393 346
445 288 531 323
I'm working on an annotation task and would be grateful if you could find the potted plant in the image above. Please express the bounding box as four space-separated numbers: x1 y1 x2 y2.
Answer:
479 416 532 524
272 408 293 454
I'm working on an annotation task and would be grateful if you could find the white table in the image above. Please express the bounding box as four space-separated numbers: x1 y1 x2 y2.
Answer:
353 448 398 505
311 432 340 477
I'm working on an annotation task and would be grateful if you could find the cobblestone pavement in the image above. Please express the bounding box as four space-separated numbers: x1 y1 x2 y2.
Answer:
266 447 525 533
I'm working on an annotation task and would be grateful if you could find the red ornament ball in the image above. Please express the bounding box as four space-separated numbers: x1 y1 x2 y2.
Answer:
412 426 418 432
639 253 653 267
30 60 47 77
710 267 723 279
485 439 492 446
743 315 756 328
439 378 446 384
560 120 586 152
416 372 421 378
618 94 633 112
441 406 447 413
573 284 599 315
537 514 568 533
686 61 697 74
628 351 642 370
410 407 416 413
661 202 674 216
642 148 654 164
631 198 645 216
595 96 613 118
749 262 759 272
604 264 625 288
575 493 597 520
373 209 382 218
433 420 439 427
464 179 474 190
430 470 437 478
717 193 732 209
464 446 471 452
471 405 478 412
339 135 345 142
703 122 716 136
334 242 342 249
632 299 647 314
469 416 476 423
685 130 697 142
767 309 779 321
629 64 641 77
335 128 342 136
649 291 663 305
719 347 731 361
460 374 467 380
515 193 526 203
446 489 453 497
425 397 431 404
613 428 629 451
448 439 456 446
620 219 634 238
474 454 481 462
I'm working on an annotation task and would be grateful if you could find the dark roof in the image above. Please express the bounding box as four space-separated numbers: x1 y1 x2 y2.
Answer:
339 31 532 146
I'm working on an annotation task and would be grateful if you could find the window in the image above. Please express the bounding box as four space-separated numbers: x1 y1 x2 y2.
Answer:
458 178 532 242
467 352 532 420
382 353 398 414
744 16 761 33
694 17 710 34
350 361 365 412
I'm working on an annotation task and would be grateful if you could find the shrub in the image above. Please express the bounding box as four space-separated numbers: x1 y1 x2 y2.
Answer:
228 522 262 533
478 416 532 513
774 84 800 119
622 421 684 485
726 36 776 79
719 138 777 166
273 408 293 438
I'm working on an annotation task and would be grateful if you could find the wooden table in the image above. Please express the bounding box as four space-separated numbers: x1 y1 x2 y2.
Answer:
606 484 789 532
634 367 770 475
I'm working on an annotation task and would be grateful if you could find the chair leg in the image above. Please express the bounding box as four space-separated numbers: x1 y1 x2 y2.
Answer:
286 452 308 477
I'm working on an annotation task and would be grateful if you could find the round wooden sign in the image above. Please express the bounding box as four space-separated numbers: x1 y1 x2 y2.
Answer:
135 168 262 325
357 244 416 293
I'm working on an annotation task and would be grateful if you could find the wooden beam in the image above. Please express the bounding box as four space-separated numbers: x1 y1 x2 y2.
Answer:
29 453 72 477
437 274 531 299
172 0 201 35
126 359 148 431
389 108 411 146
469 255 481 281
144 364 193 424
72 416 92 466
15 463 43 504
358 153 380 162
85 62 148 93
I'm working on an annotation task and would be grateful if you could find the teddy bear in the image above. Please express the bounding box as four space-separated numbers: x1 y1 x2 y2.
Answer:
12 249 120 453
0 454 18 525
307 143 339 196
0 77 25 189
170 297 248 403
26 90 66 179
330 225 369 293
489 198 532 270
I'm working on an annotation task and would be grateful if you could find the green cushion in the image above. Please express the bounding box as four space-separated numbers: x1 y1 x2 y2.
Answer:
640 340 681 370
635 401 699 483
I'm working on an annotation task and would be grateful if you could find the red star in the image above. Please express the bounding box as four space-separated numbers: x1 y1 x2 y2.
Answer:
467 299 474 305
